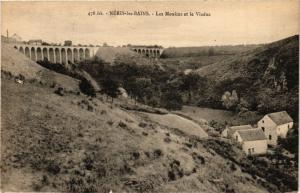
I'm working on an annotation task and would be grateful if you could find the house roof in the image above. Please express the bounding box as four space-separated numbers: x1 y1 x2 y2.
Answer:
266 111 293 125
227 125 253 137
236 128 266 142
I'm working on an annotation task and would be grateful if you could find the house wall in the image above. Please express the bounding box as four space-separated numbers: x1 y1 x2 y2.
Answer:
243 140 267 155
276 122 293 138
257 115 278 146
232 131 243 143
221 128 228 138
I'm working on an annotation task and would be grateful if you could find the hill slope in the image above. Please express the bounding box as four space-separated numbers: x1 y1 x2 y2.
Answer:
195 35 299 118
1 44 80 91
1 43 271 193
1 77 270 193
94 47 139 64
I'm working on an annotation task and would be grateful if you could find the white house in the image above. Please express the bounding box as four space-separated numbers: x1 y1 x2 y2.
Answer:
232 128 267 155
257 111 293 146
221 125 253 138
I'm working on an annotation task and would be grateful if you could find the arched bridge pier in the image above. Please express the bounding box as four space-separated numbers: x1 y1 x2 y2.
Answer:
130 46 163 58
13 44 96 65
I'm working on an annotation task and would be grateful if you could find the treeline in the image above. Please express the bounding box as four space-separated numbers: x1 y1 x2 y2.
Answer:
161 44 261 58
79 57 210 110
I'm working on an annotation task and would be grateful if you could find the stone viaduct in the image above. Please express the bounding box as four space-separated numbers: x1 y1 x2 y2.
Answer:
13 44 97 64
130 46 163 58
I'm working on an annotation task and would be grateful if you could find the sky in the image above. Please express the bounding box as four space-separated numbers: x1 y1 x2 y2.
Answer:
1 0 299 47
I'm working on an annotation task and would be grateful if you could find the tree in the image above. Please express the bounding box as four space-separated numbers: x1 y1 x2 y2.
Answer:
161 88 183 110
134 77 152 103
124 77 138 101
100 75 120 103
79 78 96 97
221 90 239 110
181 73 206 102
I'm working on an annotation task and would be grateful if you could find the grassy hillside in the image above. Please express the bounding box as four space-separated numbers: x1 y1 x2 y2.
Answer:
195 35 299 120
1 43 275 193
1 77 273 193
1 44 79 91
159 55 231 72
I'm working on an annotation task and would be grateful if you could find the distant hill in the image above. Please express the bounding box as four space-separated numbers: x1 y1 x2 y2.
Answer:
195 35 299 119
161 44 262 58
94 46 139 63
159 55 231 72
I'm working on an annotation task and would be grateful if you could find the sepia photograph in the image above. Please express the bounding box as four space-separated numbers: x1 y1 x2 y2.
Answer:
1 1 299 192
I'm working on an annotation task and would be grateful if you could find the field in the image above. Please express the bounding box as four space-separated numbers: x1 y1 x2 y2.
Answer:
176 106 263 126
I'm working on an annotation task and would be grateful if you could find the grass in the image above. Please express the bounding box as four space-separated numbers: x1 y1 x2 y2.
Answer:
2 77 272 193
176 105 263 126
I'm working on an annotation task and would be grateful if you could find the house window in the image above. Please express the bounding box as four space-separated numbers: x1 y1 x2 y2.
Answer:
248 149 251 155
262 120 264 123
288 124 290 129
269 135 272 140
262 127 265 132
252 148 254 153
236 136 238 141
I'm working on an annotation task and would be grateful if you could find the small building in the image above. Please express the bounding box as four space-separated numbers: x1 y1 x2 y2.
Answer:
232 128 267 155
221 125 253 138
28 39 42 45
64 40 72 46
257 111 293 146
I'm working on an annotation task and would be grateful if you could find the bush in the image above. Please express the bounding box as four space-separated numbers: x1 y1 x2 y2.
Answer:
153 149 163 158
46 160 61 175
54 87 64 96
83 156 94 170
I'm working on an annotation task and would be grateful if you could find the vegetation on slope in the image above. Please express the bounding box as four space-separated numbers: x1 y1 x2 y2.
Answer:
1 77 271 193
195 35 299 120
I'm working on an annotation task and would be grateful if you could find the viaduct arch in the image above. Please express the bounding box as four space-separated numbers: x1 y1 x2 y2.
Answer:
13 45 95 65
131 47 163 58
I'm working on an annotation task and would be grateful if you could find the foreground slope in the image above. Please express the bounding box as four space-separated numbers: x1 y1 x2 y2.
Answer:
1 44 269 193
1 78 268 193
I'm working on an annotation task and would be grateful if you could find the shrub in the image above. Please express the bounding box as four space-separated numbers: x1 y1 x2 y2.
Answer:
83 156 94 170
153 149 163 158
164 137 171 143
118 121 127 128
46 160 61 175
138 122 147 128
54 87 64 96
